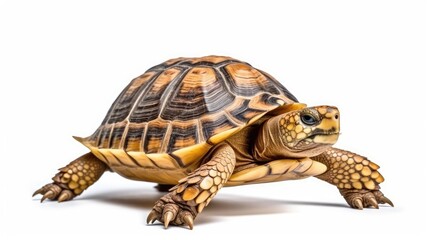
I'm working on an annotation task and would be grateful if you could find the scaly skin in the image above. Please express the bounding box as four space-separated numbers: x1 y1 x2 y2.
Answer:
280 106 339 148
33 153 107 202
147 143 236 229
312 148 393 209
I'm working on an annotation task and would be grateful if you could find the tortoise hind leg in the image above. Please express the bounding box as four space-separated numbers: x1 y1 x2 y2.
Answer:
147 143 236 229
33 152 107 202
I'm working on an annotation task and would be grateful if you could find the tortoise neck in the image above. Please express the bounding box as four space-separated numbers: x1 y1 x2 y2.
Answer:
253 115 294 161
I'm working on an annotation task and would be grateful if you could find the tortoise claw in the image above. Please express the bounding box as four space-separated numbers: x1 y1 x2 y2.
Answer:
58 190 74 202
40 190 54 203
32 189 43 197
183 214 194 230
146 210 158 224
367 197 379 209
381 196 394 207
353 198 364 210
163 211 174 229
373 189 394 207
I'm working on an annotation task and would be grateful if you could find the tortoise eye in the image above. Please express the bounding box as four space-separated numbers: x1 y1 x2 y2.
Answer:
301 114 317 126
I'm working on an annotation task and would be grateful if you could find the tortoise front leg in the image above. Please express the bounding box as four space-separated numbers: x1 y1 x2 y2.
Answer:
312 147 393 209
147 143 236 230
33 152 107 202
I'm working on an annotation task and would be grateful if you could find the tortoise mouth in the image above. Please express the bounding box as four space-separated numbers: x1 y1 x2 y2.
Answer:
295 132 340 150
308 131 340 138
309 132 340 144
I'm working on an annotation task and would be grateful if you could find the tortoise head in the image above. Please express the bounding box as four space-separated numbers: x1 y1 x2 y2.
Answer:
277 105 340 157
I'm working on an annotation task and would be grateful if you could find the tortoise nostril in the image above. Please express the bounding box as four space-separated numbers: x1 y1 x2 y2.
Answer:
334 114 339 120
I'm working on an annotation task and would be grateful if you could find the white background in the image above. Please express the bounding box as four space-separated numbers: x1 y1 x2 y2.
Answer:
0 0 427 239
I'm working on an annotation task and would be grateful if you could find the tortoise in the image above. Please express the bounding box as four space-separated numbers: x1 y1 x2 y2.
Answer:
34 55 393 229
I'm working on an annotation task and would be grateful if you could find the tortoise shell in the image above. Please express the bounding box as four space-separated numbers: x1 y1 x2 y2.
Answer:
77 56 298 183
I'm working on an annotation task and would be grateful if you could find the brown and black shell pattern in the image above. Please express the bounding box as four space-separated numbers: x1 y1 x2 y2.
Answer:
78 56 298 184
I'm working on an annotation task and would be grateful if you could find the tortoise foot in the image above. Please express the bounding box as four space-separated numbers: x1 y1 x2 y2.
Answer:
33 183 76 202
339 189 394 210
33 153 107 202
147 193 195 230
